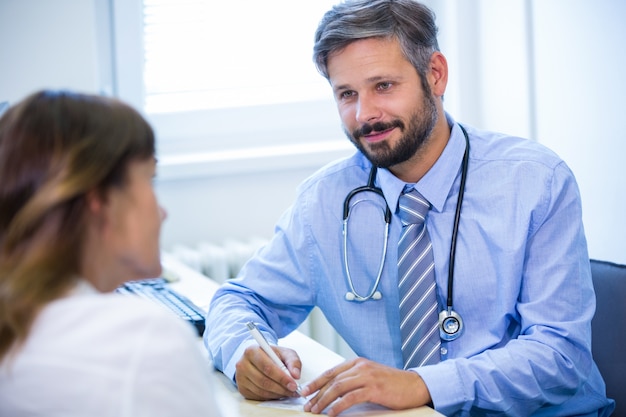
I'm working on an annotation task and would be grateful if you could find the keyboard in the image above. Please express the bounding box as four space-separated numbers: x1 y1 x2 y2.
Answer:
116 278 206 336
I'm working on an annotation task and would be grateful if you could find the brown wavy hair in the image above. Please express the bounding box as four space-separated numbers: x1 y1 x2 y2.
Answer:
0 90 155 360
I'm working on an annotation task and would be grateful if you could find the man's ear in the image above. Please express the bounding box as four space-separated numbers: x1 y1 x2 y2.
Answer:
428 51 448 97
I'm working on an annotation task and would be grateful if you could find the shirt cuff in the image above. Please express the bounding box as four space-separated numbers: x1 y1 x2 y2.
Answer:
415 360 468 414
224 339 258 383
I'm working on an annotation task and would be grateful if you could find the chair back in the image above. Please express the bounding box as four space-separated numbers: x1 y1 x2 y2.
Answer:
590 259 626 416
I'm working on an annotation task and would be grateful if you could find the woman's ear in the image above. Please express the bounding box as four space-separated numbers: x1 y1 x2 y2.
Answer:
428 51 448 98
86 189 103 214
83 189 109 239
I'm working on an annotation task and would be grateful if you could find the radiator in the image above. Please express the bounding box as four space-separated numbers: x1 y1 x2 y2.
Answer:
165 239 356 359
167 237 269 284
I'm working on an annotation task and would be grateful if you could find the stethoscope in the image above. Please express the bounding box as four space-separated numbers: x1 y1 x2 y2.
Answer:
342 124 470 342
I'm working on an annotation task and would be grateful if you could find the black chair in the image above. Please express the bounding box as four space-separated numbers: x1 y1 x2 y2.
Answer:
590 259 626 416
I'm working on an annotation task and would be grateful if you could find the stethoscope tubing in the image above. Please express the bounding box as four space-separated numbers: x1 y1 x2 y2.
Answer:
342 168 391 301
342 124 470 315
446 124 470 310
342 200 389 301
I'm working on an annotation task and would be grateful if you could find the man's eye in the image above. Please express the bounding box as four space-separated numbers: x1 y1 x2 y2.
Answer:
339 90 356 99
377 82 392 91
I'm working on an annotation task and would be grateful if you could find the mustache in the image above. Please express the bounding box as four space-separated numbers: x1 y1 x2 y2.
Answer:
352 120 405 139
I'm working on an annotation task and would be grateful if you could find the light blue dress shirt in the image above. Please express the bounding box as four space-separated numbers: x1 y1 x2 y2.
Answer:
205 116 614 416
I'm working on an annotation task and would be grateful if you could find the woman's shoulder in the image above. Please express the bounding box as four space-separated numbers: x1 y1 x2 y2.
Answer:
32 290 199 354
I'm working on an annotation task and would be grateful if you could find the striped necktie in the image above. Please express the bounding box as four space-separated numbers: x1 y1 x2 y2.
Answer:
397 188 441 368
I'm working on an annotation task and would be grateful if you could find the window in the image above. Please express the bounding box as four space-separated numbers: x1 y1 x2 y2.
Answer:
143 0 336 113
111 0 351 180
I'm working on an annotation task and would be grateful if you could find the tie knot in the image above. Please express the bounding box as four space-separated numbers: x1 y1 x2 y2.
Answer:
398 189 430 226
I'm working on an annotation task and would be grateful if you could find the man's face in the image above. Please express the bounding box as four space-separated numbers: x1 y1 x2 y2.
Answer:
327 37 437 169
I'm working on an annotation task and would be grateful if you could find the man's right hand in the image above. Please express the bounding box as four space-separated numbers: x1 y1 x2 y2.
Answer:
235 344 303 400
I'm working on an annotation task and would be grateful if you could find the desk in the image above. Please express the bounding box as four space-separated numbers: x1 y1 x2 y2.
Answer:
162 253 443 417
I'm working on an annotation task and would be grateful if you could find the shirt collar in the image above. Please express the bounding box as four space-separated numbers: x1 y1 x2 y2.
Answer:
376 113 467 214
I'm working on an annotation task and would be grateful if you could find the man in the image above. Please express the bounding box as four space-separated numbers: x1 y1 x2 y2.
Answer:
205 1 614 415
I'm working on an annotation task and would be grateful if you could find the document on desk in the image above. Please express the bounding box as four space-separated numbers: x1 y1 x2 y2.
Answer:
258 396 389 415
261 332 395 414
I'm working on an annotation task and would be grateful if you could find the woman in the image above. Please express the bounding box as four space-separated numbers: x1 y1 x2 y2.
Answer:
0 90 221 416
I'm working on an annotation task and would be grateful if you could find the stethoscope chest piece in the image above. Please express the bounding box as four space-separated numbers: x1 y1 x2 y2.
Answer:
439 308 463 341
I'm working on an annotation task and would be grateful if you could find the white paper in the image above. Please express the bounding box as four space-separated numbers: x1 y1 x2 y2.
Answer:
258 397 389 415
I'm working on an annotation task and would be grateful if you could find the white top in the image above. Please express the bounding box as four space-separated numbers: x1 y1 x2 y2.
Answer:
0 281 221 417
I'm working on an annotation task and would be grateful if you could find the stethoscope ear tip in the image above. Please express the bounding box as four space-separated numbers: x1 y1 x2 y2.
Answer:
345 292 356 301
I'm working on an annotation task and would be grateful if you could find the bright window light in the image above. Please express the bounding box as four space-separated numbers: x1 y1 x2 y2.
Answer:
142 0 337 113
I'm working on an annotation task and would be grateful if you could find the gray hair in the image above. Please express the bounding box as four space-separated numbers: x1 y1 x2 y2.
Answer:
313 0 439 90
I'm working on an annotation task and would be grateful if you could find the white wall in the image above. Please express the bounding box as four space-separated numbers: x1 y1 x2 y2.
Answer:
0 0 101 98
1 0 624 264
532 0 626 265
155 167 319 247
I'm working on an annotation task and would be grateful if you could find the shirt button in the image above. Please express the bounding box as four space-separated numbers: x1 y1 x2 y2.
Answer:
440 347 448 355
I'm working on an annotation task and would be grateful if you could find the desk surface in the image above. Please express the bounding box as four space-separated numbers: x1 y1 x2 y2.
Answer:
162 253 443 417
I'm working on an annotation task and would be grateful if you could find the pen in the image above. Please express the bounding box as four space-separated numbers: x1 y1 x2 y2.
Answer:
246 321 303 396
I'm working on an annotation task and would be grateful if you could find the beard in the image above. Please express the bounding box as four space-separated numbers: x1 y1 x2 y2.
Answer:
344 92 438 168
